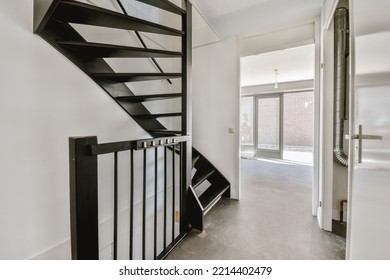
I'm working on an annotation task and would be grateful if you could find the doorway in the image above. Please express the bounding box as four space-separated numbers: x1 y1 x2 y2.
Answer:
239 44 319 241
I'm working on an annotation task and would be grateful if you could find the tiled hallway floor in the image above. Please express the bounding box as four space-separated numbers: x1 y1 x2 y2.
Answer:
167 158 346 260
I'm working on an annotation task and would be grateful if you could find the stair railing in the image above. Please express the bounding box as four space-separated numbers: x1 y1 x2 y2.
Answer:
69 135 190 260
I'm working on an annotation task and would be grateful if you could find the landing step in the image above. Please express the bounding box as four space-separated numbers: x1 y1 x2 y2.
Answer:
199 184 230 213
93 73 181 82
57 41 182 58
53 0 183 36
148 129 182 136
192 169 215 189
116 93 181 103
135 0 186 15
133 112 182 119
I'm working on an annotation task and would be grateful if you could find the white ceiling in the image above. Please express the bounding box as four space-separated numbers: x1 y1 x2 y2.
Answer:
191 0 322 39
241 44 315 87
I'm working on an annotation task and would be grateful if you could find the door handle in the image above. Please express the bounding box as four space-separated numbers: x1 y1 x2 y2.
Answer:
345 125 382 163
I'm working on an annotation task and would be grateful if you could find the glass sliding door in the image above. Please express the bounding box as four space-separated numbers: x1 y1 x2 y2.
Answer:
240 96 255 157
240 91 313 162
256 95 282 159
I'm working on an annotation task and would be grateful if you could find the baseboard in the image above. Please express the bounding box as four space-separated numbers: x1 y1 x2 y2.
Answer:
29 239 71 260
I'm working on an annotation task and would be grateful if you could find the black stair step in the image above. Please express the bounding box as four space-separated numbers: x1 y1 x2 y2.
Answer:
148 129 182 136
199 184 230 213
53 0 183 36
57 41 182 58
192 169 215 189
116 93 181 103
192 151 200 167
133 112 182 119
93 73 182 82
135 0 186 15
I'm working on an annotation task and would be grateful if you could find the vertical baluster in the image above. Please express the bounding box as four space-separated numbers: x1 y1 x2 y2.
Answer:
164 146 167 250
172 145 176 242
113 152 118 260
142 149 147 260
129 150 134 260
154 147 158 259
179 142 183 233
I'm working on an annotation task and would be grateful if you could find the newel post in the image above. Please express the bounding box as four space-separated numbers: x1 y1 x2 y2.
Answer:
69 136 99 260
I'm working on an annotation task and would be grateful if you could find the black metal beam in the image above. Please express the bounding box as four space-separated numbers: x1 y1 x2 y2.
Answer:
113 152 118 260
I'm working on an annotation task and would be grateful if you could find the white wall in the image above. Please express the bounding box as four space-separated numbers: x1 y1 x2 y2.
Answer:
240 23 315 57
192 37 241 199
0 0 179 259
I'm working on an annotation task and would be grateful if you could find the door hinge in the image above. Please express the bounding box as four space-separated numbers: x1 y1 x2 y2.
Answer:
319 201 322 207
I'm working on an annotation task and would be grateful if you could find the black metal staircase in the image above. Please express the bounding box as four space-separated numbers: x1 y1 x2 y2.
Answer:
34 0 229 241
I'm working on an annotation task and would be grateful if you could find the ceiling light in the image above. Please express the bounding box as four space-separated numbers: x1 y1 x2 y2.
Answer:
274 69 278 89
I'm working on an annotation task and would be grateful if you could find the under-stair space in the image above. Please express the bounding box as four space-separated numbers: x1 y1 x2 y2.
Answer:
34 0 230 259
188 148 230 231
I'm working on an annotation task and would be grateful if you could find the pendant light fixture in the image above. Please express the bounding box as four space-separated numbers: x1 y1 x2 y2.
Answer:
274 69 279 89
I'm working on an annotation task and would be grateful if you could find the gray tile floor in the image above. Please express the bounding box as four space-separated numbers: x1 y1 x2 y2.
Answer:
167 158 346 260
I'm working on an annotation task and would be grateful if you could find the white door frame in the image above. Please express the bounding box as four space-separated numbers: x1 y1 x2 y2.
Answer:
317 0 341 232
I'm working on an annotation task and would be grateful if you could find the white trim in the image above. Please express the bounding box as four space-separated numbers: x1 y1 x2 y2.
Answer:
234 39 242 200
320 17 334 232
313 17 321 217
346 0 356 260
323 0 340 30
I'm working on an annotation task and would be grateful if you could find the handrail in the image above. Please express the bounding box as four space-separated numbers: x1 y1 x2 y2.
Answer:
90 135 190 155
116 0 173 84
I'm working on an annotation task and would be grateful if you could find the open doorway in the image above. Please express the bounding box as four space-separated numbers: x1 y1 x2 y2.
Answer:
238 45 337 251
240 45 315 165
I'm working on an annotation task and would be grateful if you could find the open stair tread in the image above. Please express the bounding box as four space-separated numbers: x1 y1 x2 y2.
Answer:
192 168 215 189
133 112 182 119
53 0 183 36
135 0 186 15
148 129 182 136
57 41 182 58
199 184 230 212
93 73 182 82
116 93 181 103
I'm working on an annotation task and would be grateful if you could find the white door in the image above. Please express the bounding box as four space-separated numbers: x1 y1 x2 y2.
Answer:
347 0 390 259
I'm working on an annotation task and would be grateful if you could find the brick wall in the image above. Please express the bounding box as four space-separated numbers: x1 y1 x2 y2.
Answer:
240 91 314 151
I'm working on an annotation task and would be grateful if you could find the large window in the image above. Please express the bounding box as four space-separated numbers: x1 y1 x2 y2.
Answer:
240 91 313 164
